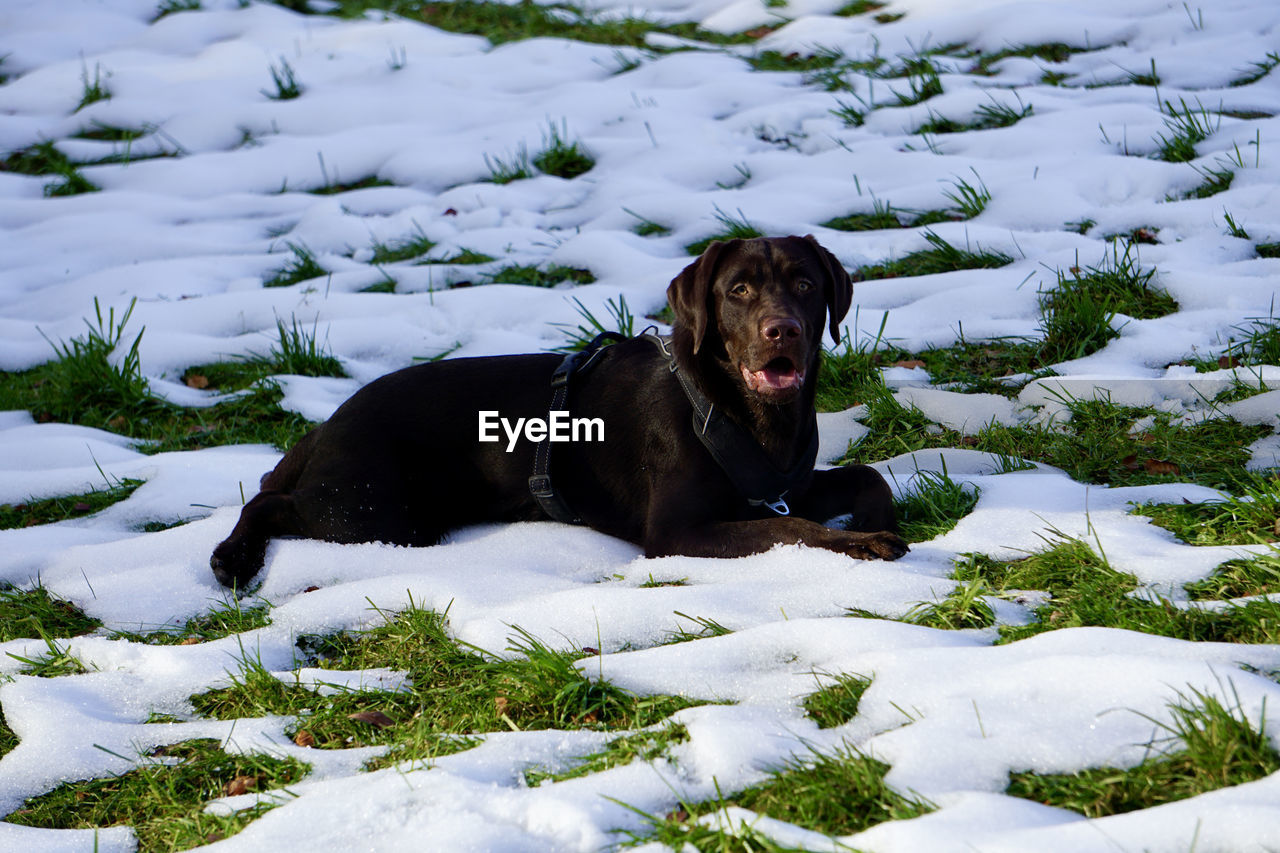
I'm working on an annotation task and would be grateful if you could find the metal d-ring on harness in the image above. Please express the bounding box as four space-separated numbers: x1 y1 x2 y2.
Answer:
527 330 820 524
527 331 625 524
642 332 818 517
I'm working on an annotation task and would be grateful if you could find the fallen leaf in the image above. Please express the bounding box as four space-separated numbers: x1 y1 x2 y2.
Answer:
294 730 316 748
1120 454 1143 471
581 646 600 656
72 502 92 512
179 637 202 646
893 359 927 369
443 207 458 216
107 415 127 429
1219 355 1242 368
222 775 260 797
184 374 209 389
579 711 599 724
744 25 778 38
301 585 320 593
347 710 396 729
1143 459 1180 475
494 695 509 716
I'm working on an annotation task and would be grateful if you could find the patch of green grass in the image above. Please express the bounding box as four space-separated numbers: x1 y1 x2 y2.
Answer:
1155 98 1219 163
824 351 1266 489
370 224 435 264
723 743 933 835
888 55 944 106
0 708 17 759
802 673 870 729
0 585 101 642
822 199 910 232
532 119 594 179
395 1 757 48
0 297 160 428
955 536 1280 645
0 316 314 452
524 723 689 786
1231 50 1279 87
1006 687 1279 818
484 144 533 184
256 316 346 378
905 579 995 629
625 208 671 237
1185 162 1235 199
264 243 327 287
1 478 143 530
858 231 1013 280
76 63 111 111
263 57 301 100
835 0 886 15
917 96 1032 135
1257 242 1280 258
1217 307 1280 366
0 140 101 197
1133 475 1280 546
311 175 391 195
1037 241 1176 365
1185 551 1280 601
890 469 980 543
663 611 733 644
551 295 635 352
8 637 90 677
910 338 1043 395
820 182 991 232
193 607 698 769
625 742 931 848
685 207 764 256
111 600 271 645
432 247 495 265
972 42 1078 76
746 48 843 74
155 0 202 19
486 263 595 287
980 401 1266 492
6 738 309 852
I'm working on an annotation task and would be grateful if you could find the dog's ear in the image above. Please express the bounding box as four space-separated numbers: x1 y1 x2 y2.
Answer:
667 240 729 355
803 234 853 344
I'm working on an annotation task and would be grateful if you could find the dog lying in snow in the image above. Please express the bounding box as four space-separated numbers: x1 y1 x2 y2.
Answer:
211 235 906 587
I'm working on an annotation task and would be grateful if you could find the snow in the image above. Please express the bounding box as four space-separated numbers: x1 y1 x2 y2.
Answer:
2 0 1280 850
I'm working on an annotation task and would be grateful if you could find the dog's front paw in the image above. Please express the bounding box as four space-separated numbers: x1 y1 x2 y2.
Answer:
842 530 909 562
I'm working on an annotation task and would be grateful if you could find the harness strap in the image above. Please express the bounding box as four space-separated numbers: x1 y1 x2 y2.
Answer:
528 332 624 524
644 332 818 516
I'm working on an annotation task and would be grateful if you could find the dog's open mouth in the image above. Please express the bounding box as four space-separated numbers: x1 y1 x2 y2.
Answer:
741 357 806 396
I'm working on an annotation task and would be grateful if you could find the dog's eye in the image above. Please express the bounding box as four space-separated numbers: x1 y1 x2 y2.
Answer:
795 280 814 293
730 283 750 296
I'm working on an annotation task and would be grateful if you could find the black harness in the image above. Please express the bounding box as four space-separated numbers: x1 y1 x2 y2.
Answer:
527 331 819 524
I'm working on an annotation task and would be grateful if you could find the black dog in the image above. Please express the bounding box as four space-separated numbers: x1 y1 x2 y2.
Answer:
211 235 907 587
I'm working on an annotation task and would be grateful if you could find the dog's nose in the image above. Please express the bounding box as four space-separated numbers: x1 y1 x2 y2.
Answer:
761 316 801 342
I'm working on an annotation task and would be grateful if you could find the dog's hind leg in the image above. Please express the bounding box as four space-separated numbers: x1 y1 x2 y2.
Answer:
210 490 302 589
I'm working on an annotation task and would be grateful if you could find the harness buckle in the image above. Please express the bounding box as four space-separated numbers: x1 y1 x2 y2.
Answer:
528 474 554 497
759 496 791 516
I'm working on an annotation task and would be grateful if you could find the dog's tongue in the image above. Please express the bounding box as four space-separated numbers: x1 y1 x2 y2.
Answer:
742 359 804 393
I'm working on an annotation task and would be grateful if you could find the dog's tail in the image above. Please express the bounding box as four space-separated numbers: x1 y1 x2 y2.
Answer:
211 425 321 589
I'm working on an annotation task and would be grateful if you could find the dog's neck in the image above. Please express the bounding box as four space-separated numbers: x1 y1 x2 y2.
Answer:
670 327 818 471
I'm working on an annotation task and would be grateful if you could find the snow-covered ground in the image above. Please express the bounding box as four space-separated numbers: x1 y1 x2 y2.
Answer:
2 0 1280 850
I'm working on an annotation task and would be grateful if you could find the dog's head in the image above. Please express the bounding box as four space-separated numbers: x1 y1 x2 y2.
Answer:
667 235 853 404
